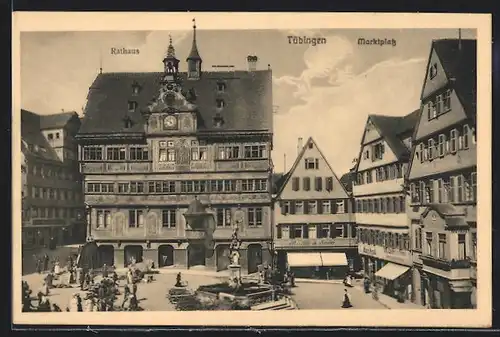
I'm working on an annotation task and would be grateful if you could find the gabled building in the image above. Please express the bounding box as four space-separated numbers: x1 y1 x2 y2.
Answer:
353 109 420 301
273 137 358 279
76 23 274 273
21 109 85 249
406 39 477 309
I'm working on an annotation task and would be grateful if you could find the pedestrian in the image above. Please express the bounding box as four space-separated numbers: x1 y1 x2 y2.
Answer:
121 285 131 309
132 282 137 296
129 294 138 311
290 271 295 287
38 295 51 312
102 264 108 278
126 268 133 285
36 258 42 274
54 261 61 275
76 294 83 312
52 303 62 312
69 293 79 312
43 254 49 272
341 288 353 308
363 277 371 293
112 271 118 286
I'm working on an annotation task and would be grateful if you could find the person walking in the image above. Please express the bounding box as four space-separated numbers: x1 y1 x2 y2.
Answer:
35 258 42 274
341 288 353 308
43 254 49 272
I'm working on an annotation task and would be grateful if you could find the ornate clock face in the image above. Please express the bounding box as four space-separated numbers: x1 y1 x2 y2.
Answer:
164 115 177 128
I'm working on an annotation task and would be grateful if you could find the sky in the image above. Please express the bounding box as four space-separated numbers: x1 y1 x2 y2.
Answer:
20 28 476 175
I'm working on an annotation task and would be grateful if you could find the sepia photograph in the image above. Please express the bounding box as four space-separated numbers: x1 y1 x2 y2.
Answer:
12 12 491 327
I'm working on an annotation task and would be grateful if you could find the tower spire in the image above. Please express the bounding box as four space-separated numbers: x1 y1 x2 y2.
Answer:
187 18 202 80
187 18 202 61
167 34 176 57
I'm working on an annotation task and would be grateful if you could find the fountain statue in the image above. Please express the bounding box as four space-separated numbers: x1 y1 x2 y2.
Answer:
227 225 243 288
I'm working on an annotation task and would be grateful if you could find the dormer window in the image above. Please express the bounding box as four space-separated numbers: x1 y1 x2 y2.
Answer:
123 115 133 129
217 82 226 93
128 101 138 112
213 113 224 128
132 81 141 96
216 99 225 109
429 63 438 79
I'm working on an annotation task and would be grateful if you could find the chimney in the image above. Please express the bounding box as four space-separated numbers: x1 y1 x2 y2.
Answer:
283 153 287 172
247 55 258 71
297 137 303 155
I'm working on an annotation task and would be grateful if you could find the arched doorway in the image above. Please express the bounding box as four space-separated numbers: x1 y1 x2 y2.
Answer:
124 245 143 267
158 245 174 268
216 245 231 271
98 245 114 267
187 243 205 268
247 244 263 274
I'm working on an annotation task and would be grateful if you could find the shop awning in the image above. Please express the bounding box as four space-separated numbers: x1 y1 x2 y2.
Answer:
375 263 409 280
320 252 348 267
287 252 322 267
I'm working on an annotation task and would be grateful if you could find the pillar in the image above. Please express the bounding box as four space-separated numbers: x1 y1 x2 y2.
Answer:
114 248 124 268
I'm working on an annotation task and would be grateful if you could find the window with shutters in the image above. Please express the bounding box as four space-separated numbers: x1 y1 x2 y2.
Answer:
427 101 433 120
292 177 299 191
457 175 464 202
322 200 331 213
303 177 311 191
366 170 373 183
463 124 470 149
277 225 282 239
281 201 290 215
425 232 433 256
355 200 361 213
450 129 458 153
244 145 267 158
317 224 330 238
295 201 304 214
428 139 435 160
393 197 400 213
96 210 111 228
458 134 464 151
458 234 467 260
436 94 443 115
289 225 303 239
325 177 334 191
315 177 323 191
438 233 447 259
450 176 457 203
385 197 392 213
307 201 317 214
373 143 384 161
437 179 444 203
305 158 318 170
471 172 477 202
415 227 422 251
443 89 451 112
471 231 477 261
438 134 445 157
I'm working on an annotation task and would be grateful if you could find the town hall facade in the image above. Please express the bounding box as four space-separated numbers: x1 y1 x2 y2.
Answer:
76 22 274 273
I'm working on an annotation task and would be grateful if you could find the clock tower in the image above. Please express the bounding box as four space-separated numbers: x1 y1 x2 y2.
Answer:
144 35 198 133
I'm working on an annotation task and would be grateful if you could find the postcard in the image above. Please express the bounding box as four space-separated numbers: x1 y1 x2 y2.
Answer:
12 12 492 327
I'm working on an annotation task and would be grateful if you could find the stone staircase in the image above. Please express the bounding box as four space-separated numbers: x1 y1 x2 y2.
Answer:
251 296 298 310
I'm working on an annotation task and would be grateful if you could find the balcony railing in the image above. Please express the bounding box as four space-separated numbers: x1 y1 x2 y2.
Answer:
420 254 471 271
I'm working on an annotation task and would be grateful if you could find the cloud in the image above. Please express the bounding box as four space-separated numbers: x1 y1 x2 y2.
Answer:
271 34 427 175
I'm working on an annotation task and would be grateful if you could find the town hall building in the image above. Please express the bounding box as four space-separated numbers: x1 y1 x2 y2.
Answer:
76 21 274 273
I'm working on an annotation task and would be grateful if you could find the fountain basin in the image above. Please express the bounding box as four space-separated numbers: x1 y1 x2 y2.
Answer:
196 282 274 308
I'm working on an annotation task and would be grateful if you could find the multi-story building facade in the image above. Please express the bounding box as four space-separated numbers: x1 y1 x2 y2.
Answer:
353 109 420 300
272 137 358 279
76 24 274 273
407 39 477 309
21 109 85 249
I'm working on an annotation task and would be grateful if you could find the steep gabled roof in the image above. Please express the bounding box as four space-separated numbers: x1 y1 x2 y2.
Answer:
78 71 273 135
275 137 349 198
21 109 61 162
355 109 421 172
420 39 476 118
39 111 79 130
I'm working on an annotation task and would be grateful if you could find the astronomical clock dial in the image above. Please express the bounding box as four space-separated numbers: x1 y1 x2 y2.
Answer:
164 115 177 129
